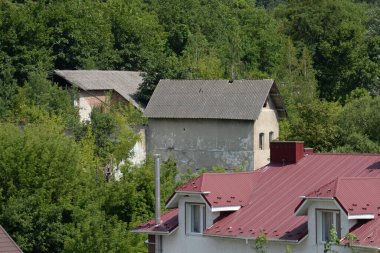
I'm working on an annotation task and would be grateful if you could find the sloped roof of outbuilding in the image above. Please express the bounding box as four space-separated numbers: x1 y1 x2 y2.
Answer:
54 70 144 111
132 209 179 235
144 79 287 120
0 225 23 253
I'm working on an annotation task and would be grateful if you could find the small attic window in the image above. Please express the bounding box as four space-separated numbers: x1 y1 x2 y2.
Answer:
259 133 264 150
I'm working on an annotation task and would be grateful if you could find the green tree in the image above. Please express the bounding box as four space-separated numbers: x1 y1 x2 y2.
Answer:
335 88 380 152
280 100 343 151
275 0 378 100
0 123 85 252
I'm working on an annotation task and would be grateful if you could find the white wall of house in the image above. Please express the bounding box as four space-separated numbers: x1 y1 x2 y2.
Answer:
253 97 279 169
76 90 146 165
78 91 103 122
129 128 146 165
160 196 376 253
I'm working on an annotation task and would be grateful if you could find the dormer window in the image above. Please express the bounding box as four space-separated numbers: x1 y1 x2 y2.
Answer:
317 210 341 242
186 203 206 235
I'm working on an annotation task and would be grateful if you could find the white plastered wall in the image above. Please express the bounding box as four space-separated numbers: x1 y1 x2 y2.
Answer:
253 97 279 169
76 90 146 166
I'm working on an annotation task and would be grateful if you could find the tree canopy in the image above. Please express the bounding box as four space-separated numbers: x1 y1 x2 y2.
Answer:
0 0 379 252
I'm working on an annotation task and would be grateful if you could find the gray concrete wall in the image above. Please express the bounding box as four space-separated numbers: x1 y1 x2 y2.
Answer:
147 119 254 171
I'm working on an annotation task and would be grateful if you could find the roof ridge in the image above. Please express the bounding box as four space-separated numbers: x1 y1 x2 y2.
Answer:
312 153 380 156
202 171 255 176
305 177 338 197
160 79 274 81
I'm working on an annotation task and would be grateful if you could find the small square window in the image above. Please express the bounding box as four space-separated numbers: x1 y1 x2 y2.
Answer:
186 203 206 235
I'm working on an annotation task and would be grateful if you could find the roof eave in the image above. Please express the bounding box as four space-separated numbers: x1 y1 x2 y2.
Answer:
131 226 179 236
204 233 306 244
295 197 335 216
165 191 211 209
270 81 288 118
349 243 380 250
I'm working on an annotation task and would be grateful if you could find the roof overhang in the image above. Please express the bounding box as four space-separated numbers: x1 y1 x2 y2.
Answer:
295 197 335 216
211 206 241 212
269 81 287 119
350 243 380 250
347 214 375 220
204 232 308 245
165 191 210 209
131 226 178 236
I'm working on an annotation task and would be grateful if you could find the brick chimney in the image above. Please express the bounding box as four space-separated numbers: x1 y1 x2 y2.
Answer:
270 141 305 164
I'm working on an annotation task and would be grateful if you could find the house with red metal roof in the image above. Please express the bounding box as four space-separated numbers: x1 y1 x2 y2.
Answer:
133 141 380 253
0 225 23 253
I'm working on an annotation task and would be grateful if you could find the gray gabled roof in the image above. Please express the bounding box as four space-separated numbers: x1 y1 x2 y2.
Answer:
0 225 23 253
144 79 287 120
54 70 144 111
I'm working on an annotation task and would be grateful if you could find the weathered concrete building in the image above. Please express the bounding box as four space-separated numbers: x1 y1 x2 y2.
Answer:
54 70 146 165
144 79 287 171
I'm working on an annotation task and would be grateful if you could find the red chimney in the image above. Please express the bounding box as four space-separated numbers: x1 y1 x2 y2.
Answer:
270 141 304 164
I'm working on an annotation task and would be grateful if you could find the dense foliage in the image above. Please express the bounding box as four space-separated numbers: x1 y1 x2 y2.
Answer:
0 0 379 252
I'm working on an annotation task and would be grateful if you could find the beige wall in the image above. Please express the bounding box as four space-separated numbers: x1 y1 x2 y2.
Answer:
77 91 107 121
77 90 127 122
253 97 279 169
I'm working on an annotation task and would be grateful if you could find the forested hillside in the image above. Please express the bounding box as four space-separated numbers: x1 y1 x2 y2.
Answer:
0 0 379 252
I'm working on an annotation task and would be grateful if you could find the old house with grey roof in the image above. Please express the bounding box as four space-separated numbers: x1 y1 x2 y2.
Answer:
144 79 287 171
54 70 146 166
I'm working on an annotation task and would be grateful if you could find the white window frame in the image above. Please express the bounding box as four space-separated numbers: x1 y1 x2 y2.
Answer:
185 203 206 235
316 209 341 243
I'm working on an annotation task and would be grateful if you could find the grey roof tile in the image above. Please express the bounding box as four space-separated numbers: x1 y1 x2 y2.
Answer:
54 70 145 111
144 79 287 120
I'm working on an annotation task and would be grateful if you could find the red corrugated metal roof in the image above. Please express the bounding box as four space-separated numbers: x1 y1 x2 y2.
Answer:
136 153 380 248
203 154 380 245
0 225 23 253
304 177 380 215
133 209 178 234
348 218 380 248
175 172 256 207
